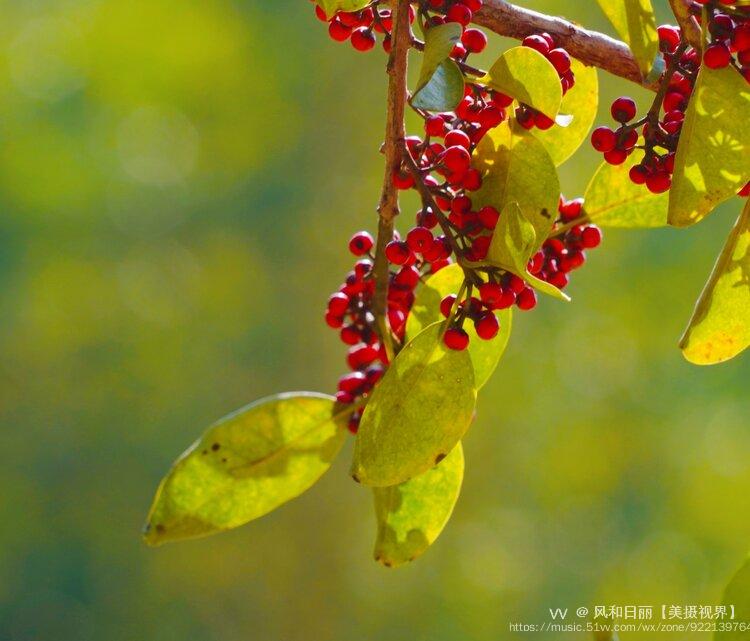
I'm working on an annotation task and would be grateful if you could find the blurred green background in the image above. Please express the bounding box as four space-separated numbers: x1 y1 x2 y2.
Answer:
1 0 749 639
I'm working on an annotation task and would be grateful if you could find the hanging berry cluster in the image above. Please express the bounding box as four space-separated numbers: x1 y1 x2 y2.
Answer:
590 1 750 195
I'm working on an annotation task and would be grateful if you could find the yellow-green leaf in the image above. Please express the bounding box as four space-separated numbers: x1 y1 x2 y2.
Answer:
316 0 371 19
668 65 750 227
352 322 476 487
485 46 562 119
412 23 465 112
406 264 512 389
143 392 349 545
716 556 750 639
473 119 560 251
373 442 464 568
584 154 668 228
533 58 599 166
487 202 570 301
595 0 658 77
680 200 750 365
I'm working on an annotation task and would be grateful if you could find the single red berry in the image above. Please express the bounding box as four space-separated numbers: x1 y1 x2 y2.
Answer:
442 145 472 173
522 34 550 55
393 265 421 289
629 164 649 185
703 43 731 69
406 226 434 253
328 19 352 42
603 149 628 165
590 126 617 153
474 311 500 340
444 326 470 350
657 25 681 52
610 96 637 123
559 197 583 222
444 129 471 149
739 181 750 197
425 115 446 137
385 240 412 265
547 48 571 74
440 294 457 318
516 287 537 310
348 231 374 256
340 324 361 345
347 343 378 369
463 168 482 191
462 0 483 11
446 4 472 25
325 312 344 329
328 292 350 316
478 205 500 229
392 169 415 190
491 91 514 108
462 28 488 53
646 171 672 194
338 371 366 393
733 24 750 52
580 225 602 248
534 111 555 130
336 390 353 405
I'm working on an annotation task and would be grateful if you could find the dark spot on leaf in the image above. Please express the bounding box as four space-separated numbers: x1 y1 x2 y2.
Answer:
541 207 551 219
202 449 208 455
221 457 227 463
211 443 220 451
155 524 165 533
435 453 446 464
383 560 392 568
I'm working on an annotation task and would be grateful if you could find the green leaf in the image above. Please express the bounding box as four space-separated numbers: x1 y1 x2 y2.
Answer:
595 0 659 77
680 200 750 365
405 264 512 389
412 23 465 112
485 46 562 119
487 202 570 301
472 119 560 251
669 65 750 227
717 556 750 639
373 442 464 568
143 392 349 545
533 58 599 166
584 154 668 228
352 322 476 487
316 0 371 19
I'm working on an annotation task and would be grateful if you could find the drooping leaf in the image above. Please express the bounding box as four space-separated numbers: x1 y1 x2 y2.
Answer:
412 23 465 112
533 58 599 166
584 154 668 228
487 202 570 301
680 200 750 365
484 46 562 119
412 60 465 112
144 392 349 545
316 0 371 19
352 322 476 487
373 442 464 568
406 264 512 389
595 0 659 77
669 65 750 228
473 119 560 250
716 555 750 639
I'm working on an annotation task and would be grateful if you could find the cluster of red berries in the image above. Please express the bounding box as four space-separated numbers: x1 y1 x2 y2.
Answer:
515 33 576 130
590 24 700 194
440 196 602 350
693 0 750 79
312 0 416 52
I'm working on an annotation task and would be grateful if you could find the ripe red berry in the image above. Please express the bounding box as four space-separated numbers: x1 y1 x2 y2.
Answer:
657 25 681 53
603 148 628 165
393 265 421 288
385 240 411 265
474 311 500 340
462 28 488 53
425 115 446 137
340 324 361 345
442 145 472 173
610 96 637 123
444 326 470 350
328 292 350 316
516 287 537 310
629 164 649 185
580 225 602 248
338 371 366 393
559 197 583 222
547 48 571 74
349 231 374 256
739 181 750 197
478 205 500 229
347 343 378 369
440 294 457 318
463 168 482 191
522 34 550 55
646 171 672 194
328 19 352 42
704 43 732 69
534 111 555 130
446 4 472 25
590 126 617 152
406 226 434 252
444 129 471 149
392 169 415 190
351 27 376 51
733 24 750 52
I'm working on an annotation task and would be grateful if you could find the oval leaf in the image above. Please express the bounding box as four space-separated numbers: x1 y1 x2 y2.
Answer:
473 119 560 251
669 65 750 228
373 442 464 568
144 392 349 545
584 154 668 228
487 202 570 301
406 264 512 389
412 59 465 112
414 22 463 94
717 556 750 639
533 58 599 166
680 200 750 365
595 0 659 77
485 46 562 119
351 322 476 487
316 0 371 19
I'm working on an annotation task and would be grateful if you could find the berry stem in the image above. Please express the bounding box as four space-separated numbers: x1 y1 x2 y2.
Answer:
373 0 412 362
646 41 689 130
668 0 703 53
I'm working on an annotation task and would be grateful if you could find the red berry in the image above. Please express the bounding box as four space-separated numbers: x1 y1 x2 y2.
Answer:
440 294 457 317
328 19 352 42
739 181 750 197
338 371 366 393
704 43 731 69
328 292 350 316
444 129 471 149
474 311 499 340
349 231 374 256
559 197 583 222
516 287 537 310
534 111 555 130
347 343 378 369
463 168 482 191
425 115 446 137
462 28 488 53
478 205 500 229
444 327 470 350
340 324 361 345
393 265 421 289
580 225 602 248
733 24 750 52
629 164 649 185
547 48 571 74
610 97 637 123
522 34 550 55
385 240 412 265
392 169 415 190
406 226 434 253
657 25 681 52
646 172 672 194
442 145 472 173
325 312 344 329
603 149 628 165
446 4 472 25
590 126 617 153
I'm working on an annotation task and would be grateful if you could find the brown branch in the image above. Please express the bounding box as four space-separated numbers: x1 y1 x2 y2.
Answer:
668 0 703 53
472 0 660 91
373 0 411 361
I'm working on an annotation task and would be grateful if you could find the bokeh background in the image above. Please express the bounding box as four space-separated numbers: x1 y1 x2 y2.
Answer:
1 0 749 639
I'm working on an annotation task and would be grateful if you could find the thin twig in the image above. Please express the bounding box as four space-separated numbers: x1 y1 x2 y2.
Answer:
373 0 411 362
668 0 703 53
